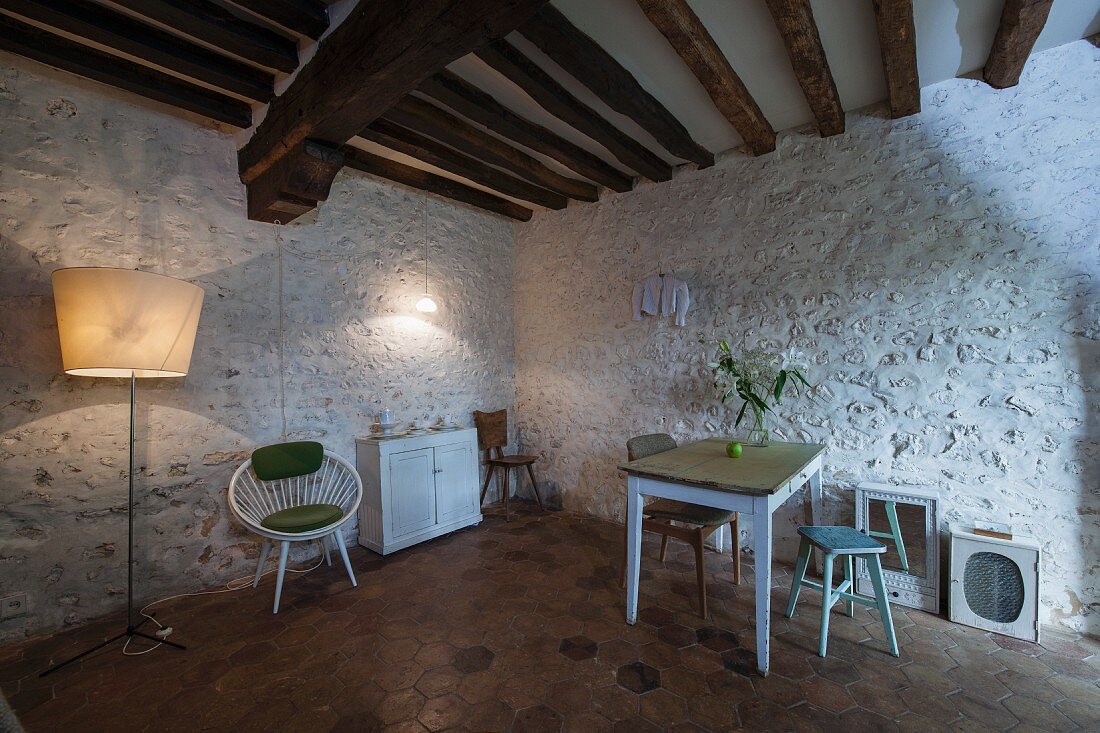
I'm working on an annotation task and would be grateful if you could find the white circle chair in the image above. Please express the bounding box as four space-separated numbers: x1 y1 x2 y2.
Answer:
228 441 362 613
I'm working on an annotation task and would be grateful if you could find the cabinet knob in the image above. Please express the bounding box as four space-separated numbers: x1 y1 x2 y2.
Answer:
433 469 443 474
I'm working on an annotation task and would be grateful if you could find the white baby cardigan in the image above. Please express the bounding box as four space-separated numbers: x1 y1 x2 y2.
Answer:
632 274 690 326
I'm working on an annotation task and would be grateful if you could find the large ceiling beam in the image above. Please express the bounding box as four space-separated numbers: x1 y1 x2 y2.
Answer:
238 0 550 223
418 70 633 192
635 0 775 155
226 0 329 40
870 0 920 118
344 147 533 222
519 5 713 168
0 0 274 102
382 96 599 203
359 119 569 210
475 40 673 182
982 0 1054 89
764 0 844 137
0 12 252 128
110 0 299 73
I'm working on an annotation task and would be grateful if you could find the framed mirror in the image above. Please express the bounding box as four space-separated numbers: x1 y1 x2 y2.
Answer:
855 482 940 613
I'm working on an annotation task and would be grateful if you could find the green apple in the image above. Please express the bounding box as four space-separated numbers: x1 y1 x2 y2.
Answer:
725 441 743 459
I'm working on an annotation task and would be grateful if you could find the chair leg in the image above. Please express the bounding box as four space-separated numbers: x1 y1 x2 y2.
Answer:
693 529 707 619
334 530 357 587
868 554 899 657
731 515 741 585
818 552 834 657
502 467 511 522
525 464 545 511
273 541 290 614
884 501 909 572
658 530 670 563
479 465 493 505
786 537 811 618
844 555 855 617
322 536 333 567
253 540 272 588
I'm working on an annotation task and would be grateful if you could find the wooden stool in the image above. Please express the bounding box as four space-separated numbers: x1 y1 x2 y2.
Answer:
786 525 899 658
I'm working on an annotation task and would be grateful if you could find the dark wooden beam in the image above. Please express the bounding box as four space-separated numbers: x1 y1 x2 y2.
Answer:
344 147 533 222
635 0 776 155
226 0 328 40
764 0 844 137
237 0 550 222
870 0 920 118
0 13 252 127
520 5 713 167
0 0 273 102
110 0 299 73
360 119 568 209
247 140 345 222
383 96 599 202
983 0 1054 89
418 70 633 192
476 40 672 182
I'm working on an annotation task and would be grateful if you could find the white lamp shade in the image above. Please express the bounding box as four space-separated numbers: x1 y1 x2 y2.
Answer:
52 267 205 378
415 294 438 313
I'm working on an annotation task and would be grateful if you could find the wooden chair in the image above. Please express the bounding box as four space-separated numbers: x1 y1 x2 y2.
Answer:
619 433 740 618
473 409 544 522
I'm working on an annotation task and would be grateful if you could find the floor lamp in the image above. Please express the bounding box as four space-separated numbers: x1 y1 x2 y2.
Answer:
43 267 205 676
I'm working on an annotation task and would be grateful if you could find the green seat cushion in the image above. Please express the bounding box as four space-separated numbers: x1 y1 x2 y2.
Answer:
644 498 735 526
252 441 323 481
261 503 343 533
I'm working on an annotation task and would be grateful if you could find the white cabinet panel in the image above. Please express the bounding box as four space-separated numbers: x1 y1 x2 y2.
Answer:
390 447 436 537
435 442 474 523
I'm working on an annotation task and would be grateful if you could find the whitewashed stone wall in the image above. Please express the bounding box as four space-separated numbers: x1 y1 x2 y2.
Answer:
514 40 1099 633
0 55 516 642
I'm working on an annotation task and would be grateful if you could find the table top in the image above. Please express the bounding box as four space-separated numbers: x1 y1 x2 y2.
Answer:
618 439 826 495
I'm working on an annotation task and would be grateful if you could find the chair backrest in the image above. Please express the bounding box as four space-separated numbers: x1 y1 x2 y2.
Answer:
228 444 362 538
627 433 677 462
473 409 508 452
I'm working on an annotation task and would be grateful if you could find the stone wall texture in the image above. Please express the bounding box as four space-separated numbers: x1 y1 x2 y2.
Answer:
0 55 516 643
514 39 1099 634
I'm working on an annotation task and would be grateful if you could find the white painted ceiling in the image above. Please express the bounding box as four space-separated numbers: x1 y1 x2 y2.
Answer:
351 0 1100 209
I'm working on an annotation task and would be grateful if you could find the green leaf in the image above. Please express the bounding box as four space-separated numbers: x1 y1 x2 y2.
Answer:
774 370 787 402
734 399 748 427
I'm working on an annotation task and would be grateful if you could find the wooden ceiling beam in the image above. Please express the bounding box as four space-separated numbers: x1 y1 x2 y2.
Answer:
0 12 252 127
475 39 672 182
110 0 299 73
418 70 633 192
870 0 920 118
382 96 599 203
238 0 550 223
983 0 1054 89
360 119 568 210
519 5 713 168
0 0 274 102
226 0 328 40
344 147 533 221
764 0 844 137
636 0 775 155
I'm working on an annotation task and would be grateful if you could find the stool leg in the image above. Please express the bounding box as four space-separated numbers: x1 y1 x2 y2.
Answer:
868 554 899 657
785 537 812 618
818 552 834 657
844 555 855 617
731 515 741 585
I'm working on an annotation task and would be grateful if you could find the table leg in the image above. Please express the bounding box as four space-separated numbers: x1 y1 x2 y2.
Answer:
625 476 644 624
753 501 773 676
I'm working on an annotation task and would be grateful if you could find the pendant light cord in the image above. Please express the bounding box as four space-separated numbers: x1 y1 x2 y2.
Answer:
273 221 287 442
423 195 429 294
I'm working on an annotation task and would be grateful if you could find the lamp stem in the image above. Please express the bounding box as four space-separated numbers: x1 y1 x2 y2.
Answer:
127 371 135 631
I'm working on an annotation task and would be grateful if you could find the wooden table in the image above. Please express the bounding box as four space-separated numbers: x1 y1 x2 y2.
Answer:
619 439 826 676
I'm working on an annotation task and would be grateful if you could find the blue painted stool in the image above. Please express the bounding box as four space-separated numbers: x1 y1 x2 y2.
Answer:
786 525 900 658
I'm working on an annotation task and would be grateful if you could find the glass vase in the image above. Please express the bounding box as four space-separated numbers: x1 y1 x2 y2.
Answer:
745 414 770 447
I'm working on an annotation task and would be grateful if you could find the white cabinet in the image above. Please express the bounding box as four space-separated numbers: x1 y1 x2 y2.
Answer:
356 429 481 555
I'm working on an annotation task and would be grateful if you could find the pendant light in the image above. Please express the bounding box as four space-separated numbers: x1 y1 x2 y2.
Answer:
415 196 437 313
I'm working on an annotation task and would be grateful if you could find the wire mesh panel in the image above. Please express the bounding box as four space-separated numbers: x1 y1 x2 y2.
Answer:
963 551 1024 623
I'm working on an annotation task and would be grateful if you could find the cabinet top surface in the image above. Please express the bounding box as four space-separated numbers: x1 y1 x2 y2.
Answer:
357 427 476 445
619 439 825 495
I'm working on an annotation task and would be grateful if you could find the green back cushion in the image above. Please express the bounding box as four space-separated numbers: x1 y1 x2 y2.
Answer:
252 441 323 481
261 504 343 533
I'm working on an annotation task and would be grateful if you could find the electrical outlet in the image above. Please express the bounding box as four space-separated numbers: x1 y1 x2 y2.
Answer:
1 594 28 620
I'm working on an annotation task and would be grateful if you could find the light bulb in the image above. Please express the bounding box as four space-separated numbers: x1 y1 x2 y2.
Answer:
415 294 438 313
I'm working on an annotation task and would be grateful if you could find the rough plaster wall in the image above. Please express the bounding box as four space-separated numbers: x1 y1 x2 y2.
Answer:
0 54 516 643
514 40 1099 633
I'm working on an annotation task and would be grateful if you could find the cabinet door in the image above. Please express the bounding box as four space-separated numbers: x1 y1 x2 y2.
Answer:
389 448 436 537
434 442 474 523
